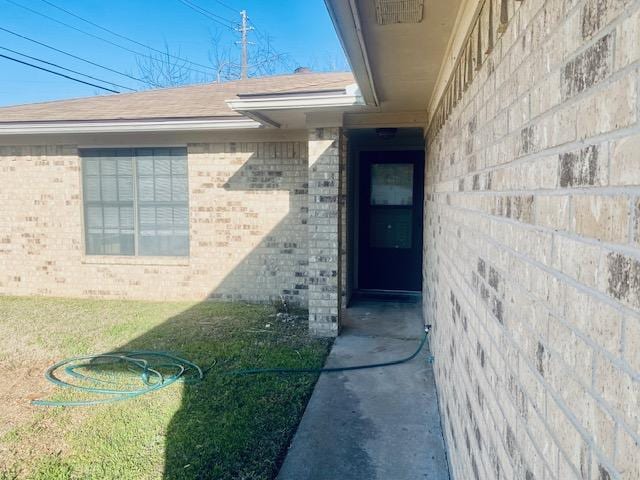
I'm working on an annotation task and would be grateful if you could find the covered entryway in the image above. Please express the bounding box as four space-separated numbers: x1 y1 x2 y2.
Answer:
358 150 423 291
345 128 425 298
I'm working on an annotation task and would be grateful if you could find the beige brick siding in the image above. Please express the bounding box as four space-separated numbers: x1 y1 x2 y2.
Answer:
0 141 309 305
425 0 640 479
339 131 351 312
307 127 344 336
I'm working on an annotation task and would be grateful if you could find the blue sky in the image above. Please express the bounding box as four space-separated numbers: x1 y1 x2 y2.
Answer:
0 0 349 106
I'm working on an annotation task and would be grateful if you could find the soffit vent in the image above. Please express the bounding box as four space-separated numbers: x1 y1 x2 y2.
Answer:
375 0 424 25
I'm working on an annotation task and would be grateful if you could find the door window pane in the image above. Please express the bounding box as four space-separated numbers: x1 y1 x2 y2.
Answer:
370 163 414 206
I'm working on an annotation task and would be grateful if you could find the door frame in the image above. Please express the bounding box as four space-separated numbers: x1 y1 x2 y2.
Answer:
354 148 425 294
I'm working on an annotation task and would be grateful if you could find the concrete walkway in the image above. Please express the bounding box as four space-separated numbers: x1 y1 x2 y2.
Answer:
277 299 450 480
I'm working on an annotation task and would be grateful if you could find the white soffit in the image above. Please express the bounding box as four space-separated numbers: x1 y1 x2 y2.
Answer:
326 0 461 113
375 0 424 25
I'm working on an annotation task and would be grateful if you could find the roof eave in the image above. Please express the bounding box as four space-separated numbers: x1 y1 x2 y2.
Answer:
0 117 262 135
226 85 365 112
324 0 379 107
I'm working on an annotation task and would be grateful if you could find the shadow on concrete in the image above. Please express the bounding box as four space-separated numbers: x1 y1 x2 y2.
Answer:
277 300 450 480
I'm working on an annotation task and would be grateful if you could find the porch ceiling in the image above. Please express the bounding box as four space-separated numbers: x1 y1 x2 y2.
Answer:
326 0 462 117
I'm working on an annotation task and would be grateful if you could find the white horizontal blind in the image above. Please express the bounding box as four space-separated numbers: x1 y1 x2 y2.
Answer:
83 149 135 255
135 148 189 256
82 147 189 256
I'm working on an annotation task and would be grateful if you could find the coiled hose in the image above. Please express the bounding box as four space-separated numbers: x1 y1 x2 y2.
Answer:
32 351 205 407
32 327 430 407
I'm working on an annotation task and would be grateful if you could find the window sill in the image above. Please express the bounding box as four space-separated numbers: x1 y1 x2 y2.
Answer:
81 255 190 266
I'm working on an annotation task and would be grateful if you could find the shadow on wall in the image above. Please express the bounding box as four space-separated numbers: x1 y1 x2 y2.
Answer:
189 141 310 306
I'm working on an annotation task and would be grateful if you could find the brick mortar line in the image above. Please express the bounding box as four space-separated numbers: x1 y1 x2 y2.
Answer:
433 37 640 171
439 242 638 473
435 191 638 251
438 211 640 412
545 0 640 74
440 0 640 146
432 212 638 404
434 241 627 478
430 91 640 187
432 253 561 479
438 184 640 197
436 206 639 371
429 332 499 480
431 198 640 295
431 115 640 189
436 212 640 400
434 334 510 480
433 265 593 479
427 345 455 480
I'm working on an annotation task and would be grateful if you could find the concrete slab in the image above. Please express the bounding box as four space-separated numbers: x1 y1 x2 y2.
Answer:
277 300 450 480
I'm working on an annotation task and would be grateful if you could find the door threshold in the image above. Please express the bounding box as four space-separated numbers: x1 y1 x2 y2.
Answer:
353 289 421 303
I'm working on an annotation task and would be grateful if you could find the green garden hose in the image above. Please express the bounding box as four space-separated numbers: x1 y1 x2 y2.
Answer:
32 351 204 407
32 327 430 407
229 326 430 376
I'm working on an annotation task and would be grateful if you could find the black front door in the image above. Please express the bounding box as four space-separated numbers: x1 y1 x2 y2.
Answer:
358 150 424 292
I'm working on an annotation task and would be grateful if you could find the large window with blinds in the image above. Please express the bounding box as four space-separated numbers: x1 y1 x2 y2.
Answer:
81 147 189 256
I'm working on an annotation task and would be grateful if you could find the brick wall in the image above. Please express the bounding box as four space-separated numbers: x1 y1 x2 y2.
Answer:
0 141 309 305
307 127 344 336
424 0 640 479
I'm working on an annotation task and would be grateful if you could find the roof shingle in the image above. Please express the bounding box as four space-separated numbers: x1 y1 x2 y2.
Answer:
0 72 354 123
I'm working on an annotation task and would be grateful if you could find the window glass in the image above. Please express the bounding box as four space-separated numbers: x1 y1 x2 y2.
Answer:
135 148 189 256
81 147 188 256
370 163 414 206
82 149 135 255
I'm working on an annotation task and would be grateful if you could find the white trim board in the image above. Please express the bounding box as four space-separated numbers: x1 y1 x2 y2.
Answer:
226 84 364 111
0 117 262 135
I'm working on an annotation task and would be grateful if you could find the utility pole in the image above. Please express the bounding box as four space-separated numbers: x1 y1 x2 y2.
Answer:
237 10 253 80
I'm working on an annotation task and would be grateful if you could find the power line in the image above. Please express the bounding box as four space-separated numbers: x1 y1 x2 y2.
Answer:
210 0 237 14
176 0 237 30
248 18 263 36
248 18 295 65
0 26 151 87
4 0 213 77
37 0 219 74
0 45 136 91
0 53 119 93
178 0 236 26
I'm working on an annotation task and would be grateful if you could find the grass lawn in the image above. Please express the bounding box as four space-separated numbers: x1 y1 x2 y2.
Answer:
0 296 331 480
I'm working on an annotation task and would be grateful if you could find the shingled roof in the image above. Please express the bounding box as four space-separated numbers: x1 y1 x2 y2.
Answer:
0 72 354 123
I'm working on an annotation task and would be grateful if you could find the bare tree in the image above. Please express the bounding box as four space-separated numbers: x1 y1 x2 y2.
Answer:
247 29 296 78
136 41 210 88
207 30 239 83
136 28 339 89
207 29 295 82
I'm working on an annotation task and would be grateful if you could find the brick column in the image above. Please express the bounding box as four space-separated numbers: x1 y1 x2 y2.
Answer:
307 127 342 336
